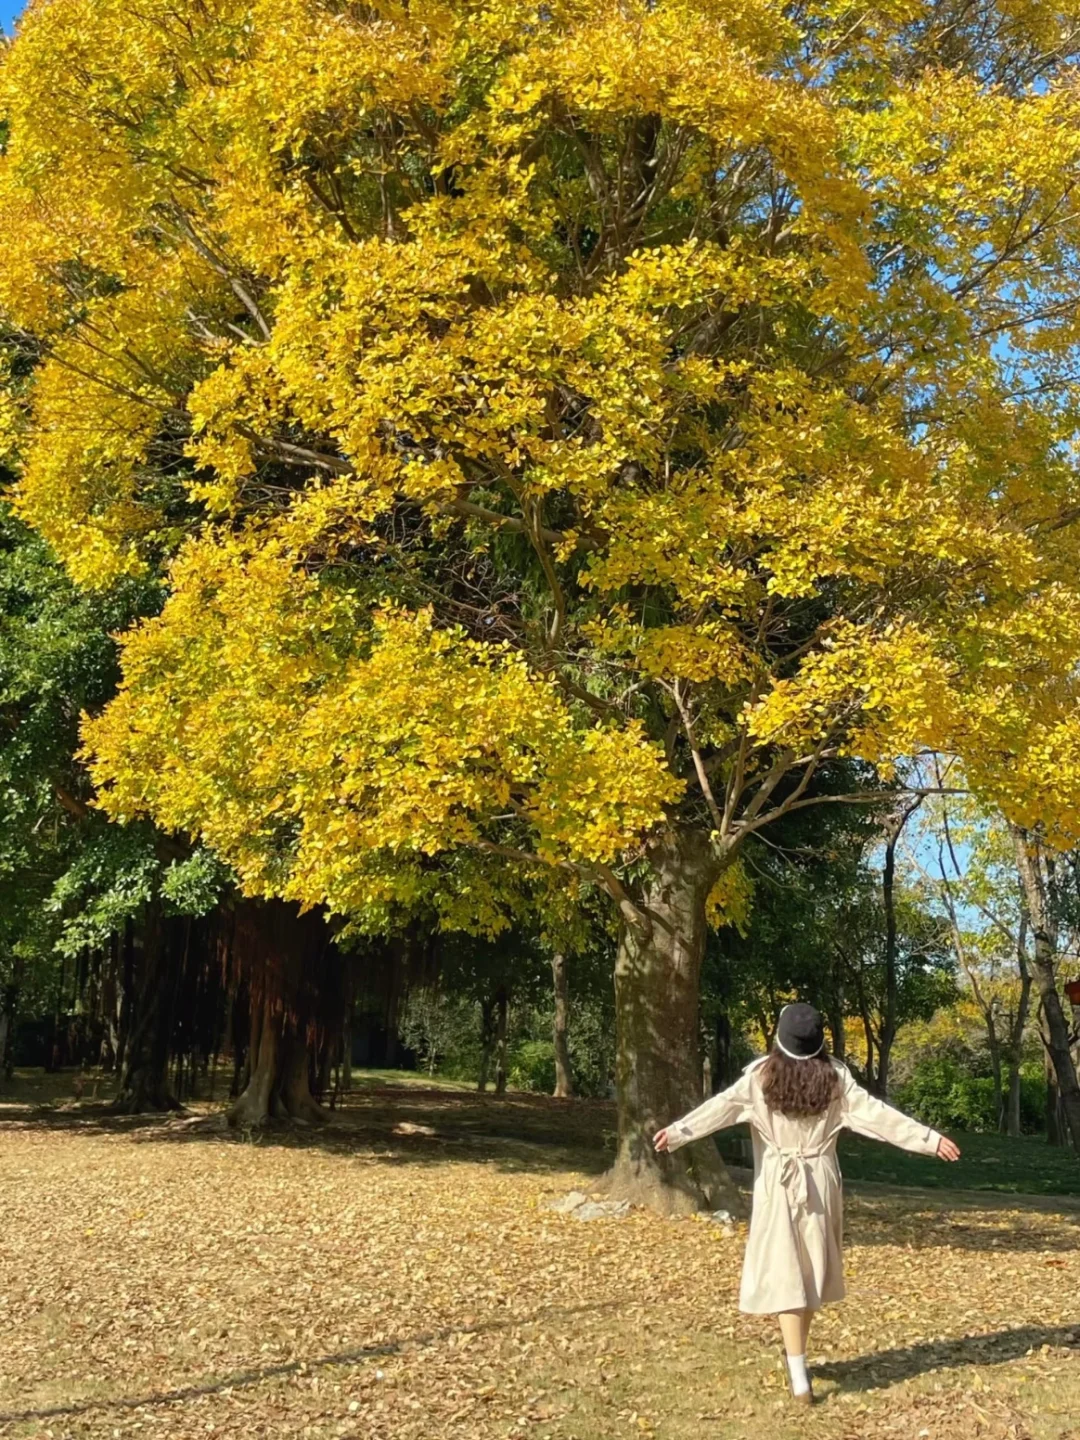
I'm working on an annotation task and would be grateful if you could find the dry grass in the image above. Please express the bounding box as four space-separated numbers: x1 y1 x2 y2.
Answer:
1 1077 1079 1440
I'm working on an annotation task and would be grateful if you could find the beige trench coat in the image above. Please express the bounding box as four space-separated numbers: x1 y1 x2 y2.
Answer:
666 1058 942 1314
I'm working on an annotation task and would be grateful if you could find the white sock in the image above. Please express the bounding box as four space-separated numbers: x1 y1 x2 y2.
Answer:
786 1353 810 1395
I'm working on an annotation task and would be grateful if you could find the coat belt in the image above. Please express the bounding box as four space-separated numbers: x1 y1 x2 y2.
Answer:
769 1145 830 1210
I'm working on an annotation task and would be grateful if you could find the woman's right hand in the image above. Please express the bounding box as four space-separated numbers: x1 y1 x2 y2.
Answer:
937 1135 961 1162
653 1127 670 1153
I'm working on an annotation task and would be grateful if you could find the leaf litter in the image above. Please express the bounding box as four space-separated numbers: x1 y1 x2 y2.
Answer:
0 1090 1078 1440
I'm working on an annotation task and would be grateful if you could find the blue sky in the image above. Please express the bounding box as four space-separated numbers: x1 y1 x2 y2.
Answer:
1 1 22 36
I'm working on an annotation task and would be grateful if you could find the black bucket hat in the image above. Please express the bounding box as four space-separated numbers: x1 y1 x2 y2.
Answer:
776 1002 825 1060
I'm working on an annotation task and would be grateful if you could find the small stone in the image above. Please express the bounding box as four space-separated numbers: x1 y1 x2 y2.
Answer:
543 1189 589 1213
573 1199 631 1221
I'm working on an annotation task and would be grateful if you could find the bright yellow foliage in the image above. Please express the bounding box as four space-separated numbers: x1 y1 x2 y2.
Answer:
4 0 1080 927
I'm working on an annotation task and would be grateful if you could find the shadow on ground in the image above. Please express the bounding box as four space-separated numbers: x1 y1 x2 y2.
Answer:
4 1078 1078 1250
815 1322 1080 1393
0 1299 627 1426
0 1084 615 1178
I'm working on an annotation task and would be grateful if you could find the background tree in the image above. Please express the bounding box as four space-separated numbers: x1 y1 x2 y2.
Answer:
918 794 1080 1150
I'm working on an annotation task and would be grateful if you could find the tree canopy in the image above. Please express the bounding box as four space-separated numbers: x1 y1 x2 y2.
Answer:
1 0 1079 933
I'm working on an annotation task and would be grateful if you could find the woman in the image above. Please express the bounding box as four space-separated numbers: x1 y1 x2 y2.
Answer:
653 1002 961 1405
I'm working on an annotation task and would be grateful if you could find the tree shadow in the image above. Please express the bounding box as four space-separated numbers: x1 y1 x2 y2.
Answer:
815 1323 1080 1393
0 1087 616 1178
842 1193 1080 1254
4 1090 1078 1239
0 1298 625 1426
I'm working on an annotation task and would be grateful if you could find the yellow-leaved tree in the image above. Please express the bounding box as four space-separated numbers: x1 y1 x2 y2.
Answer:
5 0 1080 1203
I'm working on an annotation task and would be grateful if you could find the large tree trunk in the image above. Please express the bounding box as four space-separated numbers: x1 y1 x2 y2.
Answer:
552 952 573 1098
112 911 181 1114
225 901 332 1128
1012 826 1080 1152
608 828 741 1216
228 1001 328 1126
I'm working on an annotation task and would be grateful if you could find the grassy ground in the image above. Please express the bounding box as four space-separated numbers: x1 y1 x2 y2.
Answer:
1 1070 1079 1440
720 1126 1080 1197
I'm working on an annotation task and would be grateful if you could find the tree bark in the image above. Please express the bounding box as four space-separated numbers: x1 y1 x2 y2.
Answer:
607 827 741 1216
1011 825 1080 1152
552 952 573 1098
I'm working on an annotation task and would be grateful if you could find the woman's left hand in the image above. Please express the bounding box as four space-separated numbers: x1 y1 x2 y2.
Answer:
653 1127 670 1153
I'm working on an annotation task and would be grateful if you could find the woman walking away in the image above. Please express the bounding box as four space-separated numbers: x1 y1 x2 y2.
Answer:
653 1003 961 1406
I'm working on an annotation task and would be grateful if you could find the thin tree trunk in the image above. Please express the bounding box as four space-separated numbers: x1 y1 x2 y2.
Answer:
1044 1037 1064 1145
1 954 23 1080
1004 945 1032 1139
112 910 181 1114
878 798 922 1096
341 1037 353 1093
852 971 878 1092
477 997 495 1092
493 984 508 1096
552 952 573 1098
341 991 353 1094
607 828 741 1216
714 1013 735 1090
826 967 846 1064
1006 1063 1023 1137
1012 825 1080 1152
115 919 135 1079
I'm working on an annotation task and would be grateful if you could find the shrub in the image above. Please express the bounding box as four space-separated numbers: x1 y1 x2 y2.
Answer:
895 1056 1047 1134
508 1039 557 1093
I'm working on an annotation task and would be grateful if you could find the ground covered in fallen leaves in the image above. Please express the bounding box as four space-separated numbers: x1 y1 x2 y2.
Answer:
1 1074 1079 1440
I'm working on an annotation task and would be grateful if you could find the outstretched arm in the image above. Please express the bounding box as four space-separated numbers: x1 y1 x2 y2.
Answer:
654 1068 755 1154
840 1068 959 1160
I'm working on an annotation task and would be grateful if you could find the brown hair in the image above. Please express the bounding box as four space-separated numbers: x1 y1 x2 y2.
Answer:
759 1050 841 1118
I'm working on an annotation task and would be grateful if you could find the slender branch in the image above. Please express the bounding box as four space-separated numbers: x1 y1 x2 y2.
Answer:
670 680 724 833
445 498 568 548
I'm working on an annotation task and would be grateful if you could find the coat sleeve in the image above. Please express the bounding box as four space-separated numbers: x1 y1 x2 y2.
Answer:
663 1067 756 1153
839 1068 942 1156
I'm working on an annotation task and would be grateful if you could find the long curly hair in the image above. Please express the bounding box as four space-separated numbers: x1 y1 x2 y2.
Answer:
760 1049 841 1118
